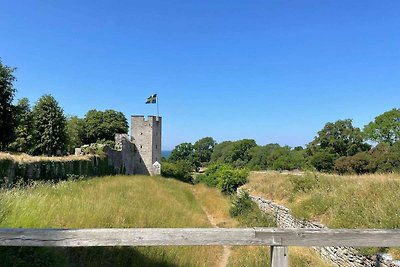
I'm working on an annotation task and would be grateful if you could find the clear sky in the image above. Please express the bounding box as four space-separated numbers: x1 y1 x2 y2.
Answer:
1 0 399 150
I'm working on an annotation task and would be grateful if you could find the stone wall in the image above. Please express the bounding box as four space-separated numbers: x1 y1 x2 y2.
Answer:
0 155 116 187
238 188 400 267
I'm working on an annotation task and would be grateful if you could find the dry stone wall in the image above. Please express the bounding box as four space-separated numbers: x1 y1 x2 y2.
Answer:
238 188 400 267
0 155 117 187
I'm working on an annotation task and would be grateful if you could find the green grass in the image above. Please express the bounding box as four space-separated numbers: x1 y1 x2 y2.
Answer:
0 175 222 267
243 171 400 257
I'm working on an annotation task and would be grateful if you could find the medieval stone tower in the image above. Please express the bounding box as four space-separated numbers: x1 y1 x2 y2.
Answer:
131 115 162 175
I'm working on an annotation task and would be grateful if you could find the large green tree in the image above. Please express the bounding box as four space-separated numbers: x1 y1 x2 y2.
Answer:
308 119 369 157
363 108 400 145
66 116 84 154
81 109 128 144
32 95 67 156
225 139 257 167
210 141 233 163
193 137 216 164
8 98 33 153
0 59 17 150
308 119 370 172
169 142 195 162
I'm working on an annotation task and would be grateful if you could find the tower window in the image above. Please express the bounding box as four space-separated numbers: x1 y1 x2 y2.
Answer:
140 145 143 149
155 145 158 149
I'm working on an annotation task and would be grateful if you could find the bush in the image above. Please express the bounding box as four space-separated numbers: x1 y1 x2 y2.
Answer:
197 164 248 194
161 161 193 183
310 151 336 172
350 152 371 174
230 191 254 217
217 168 248 194
230 191 275 227
335 156 353 174
195 164 220 187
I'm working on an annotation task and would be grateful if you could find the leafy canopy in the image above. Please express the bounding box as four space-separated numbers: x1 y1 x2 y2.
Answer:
7 98 33 153
308 119 370 157
0 59 17 149
32 94 67 156
363 108 400 145
81 109 128 144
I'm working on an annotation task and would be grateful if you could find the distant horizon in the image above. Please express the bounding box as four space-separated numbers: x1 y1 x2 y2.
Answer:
1 0 399 150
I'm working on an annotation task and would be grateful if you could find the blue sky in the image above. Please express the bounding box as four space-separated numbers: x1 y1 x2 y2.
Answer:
1 0 399 149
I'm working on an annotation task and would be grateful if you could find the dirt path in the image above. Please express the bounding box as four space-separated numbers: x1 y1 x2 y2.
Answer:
192 189 232 267
203 209 232 267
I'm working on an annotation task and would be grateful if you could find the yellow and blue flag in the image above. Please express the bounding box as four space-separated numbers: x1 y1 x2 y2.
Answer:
146 94 157 104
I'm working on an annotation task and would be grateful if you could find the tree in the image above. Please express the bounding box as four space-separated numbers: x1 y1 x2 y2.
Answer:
210 141 233 163
31 95 67 156
8 98 33 153
193 137 216 164
225 139 257 167
247 143 281 170
363 108 400 145
66 116 84 154
169 142 195 162
308 119 370 157
0 59 17 150
81 109 128 144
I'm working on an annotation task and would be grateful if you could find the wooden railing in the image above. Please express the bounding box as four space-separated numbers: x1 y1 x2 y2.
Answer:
1 228 400 267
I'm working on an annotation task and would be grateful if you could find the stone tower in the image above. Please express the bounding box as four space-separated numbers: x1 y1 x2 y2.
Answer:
131 115 162 175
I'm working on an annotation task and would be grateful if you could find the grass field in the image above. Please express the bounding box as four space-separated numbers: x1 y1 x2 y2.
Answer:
0 175 332 266
242 171 400 257
0 175 222 267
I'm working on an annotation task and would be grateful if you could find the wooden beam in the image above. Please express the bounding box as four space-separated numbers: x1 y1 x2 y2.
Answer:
270 246 288 267
255 228 400 247
1 228 400 247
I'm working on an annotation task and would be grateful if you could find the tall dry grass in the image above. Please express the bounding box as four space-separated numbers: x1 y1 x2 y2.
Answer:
192 184 329 267
243 171 400 257
0 175 221 266
0 151 90 163
243 171 400 229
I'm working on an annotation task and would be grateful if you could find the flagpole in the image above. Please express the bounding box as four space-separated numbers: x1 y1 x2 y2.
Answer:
156 94 159 120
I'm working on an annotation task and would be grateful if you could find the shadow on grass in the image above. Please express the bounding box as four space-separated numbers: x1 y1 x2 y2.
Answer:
0 247 177 267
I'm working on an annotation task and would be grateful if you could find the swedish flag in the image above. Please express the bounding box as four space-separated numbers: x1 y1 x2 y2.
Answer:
146 94 157 104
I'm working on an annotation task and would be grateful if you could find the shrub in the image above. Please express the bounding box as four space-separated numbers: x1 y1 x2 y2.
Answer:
335 156 353 174
310 151 336 172
217 168 248 194
161 161 193 183
350 152 371 174
230 191 275 227
197 164 248 194
195 164 220 187
230 191 253 217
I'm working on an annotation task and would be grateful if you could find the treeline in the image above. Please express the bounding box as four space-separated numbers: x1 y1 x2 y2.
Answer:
0 59 128 156
166 111 400 176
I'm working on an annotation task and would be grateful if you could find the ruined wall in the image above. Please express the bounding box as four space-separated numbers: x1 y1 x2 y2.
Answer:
237 188 400 267
0 156 116 187
110 134 136 174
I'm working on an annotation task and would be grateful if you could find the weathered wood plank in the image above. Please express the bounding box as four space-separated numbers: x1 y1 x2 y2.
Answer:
0 228 259 247
255 228 400 247
1 228 400 247
270 246 288 267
